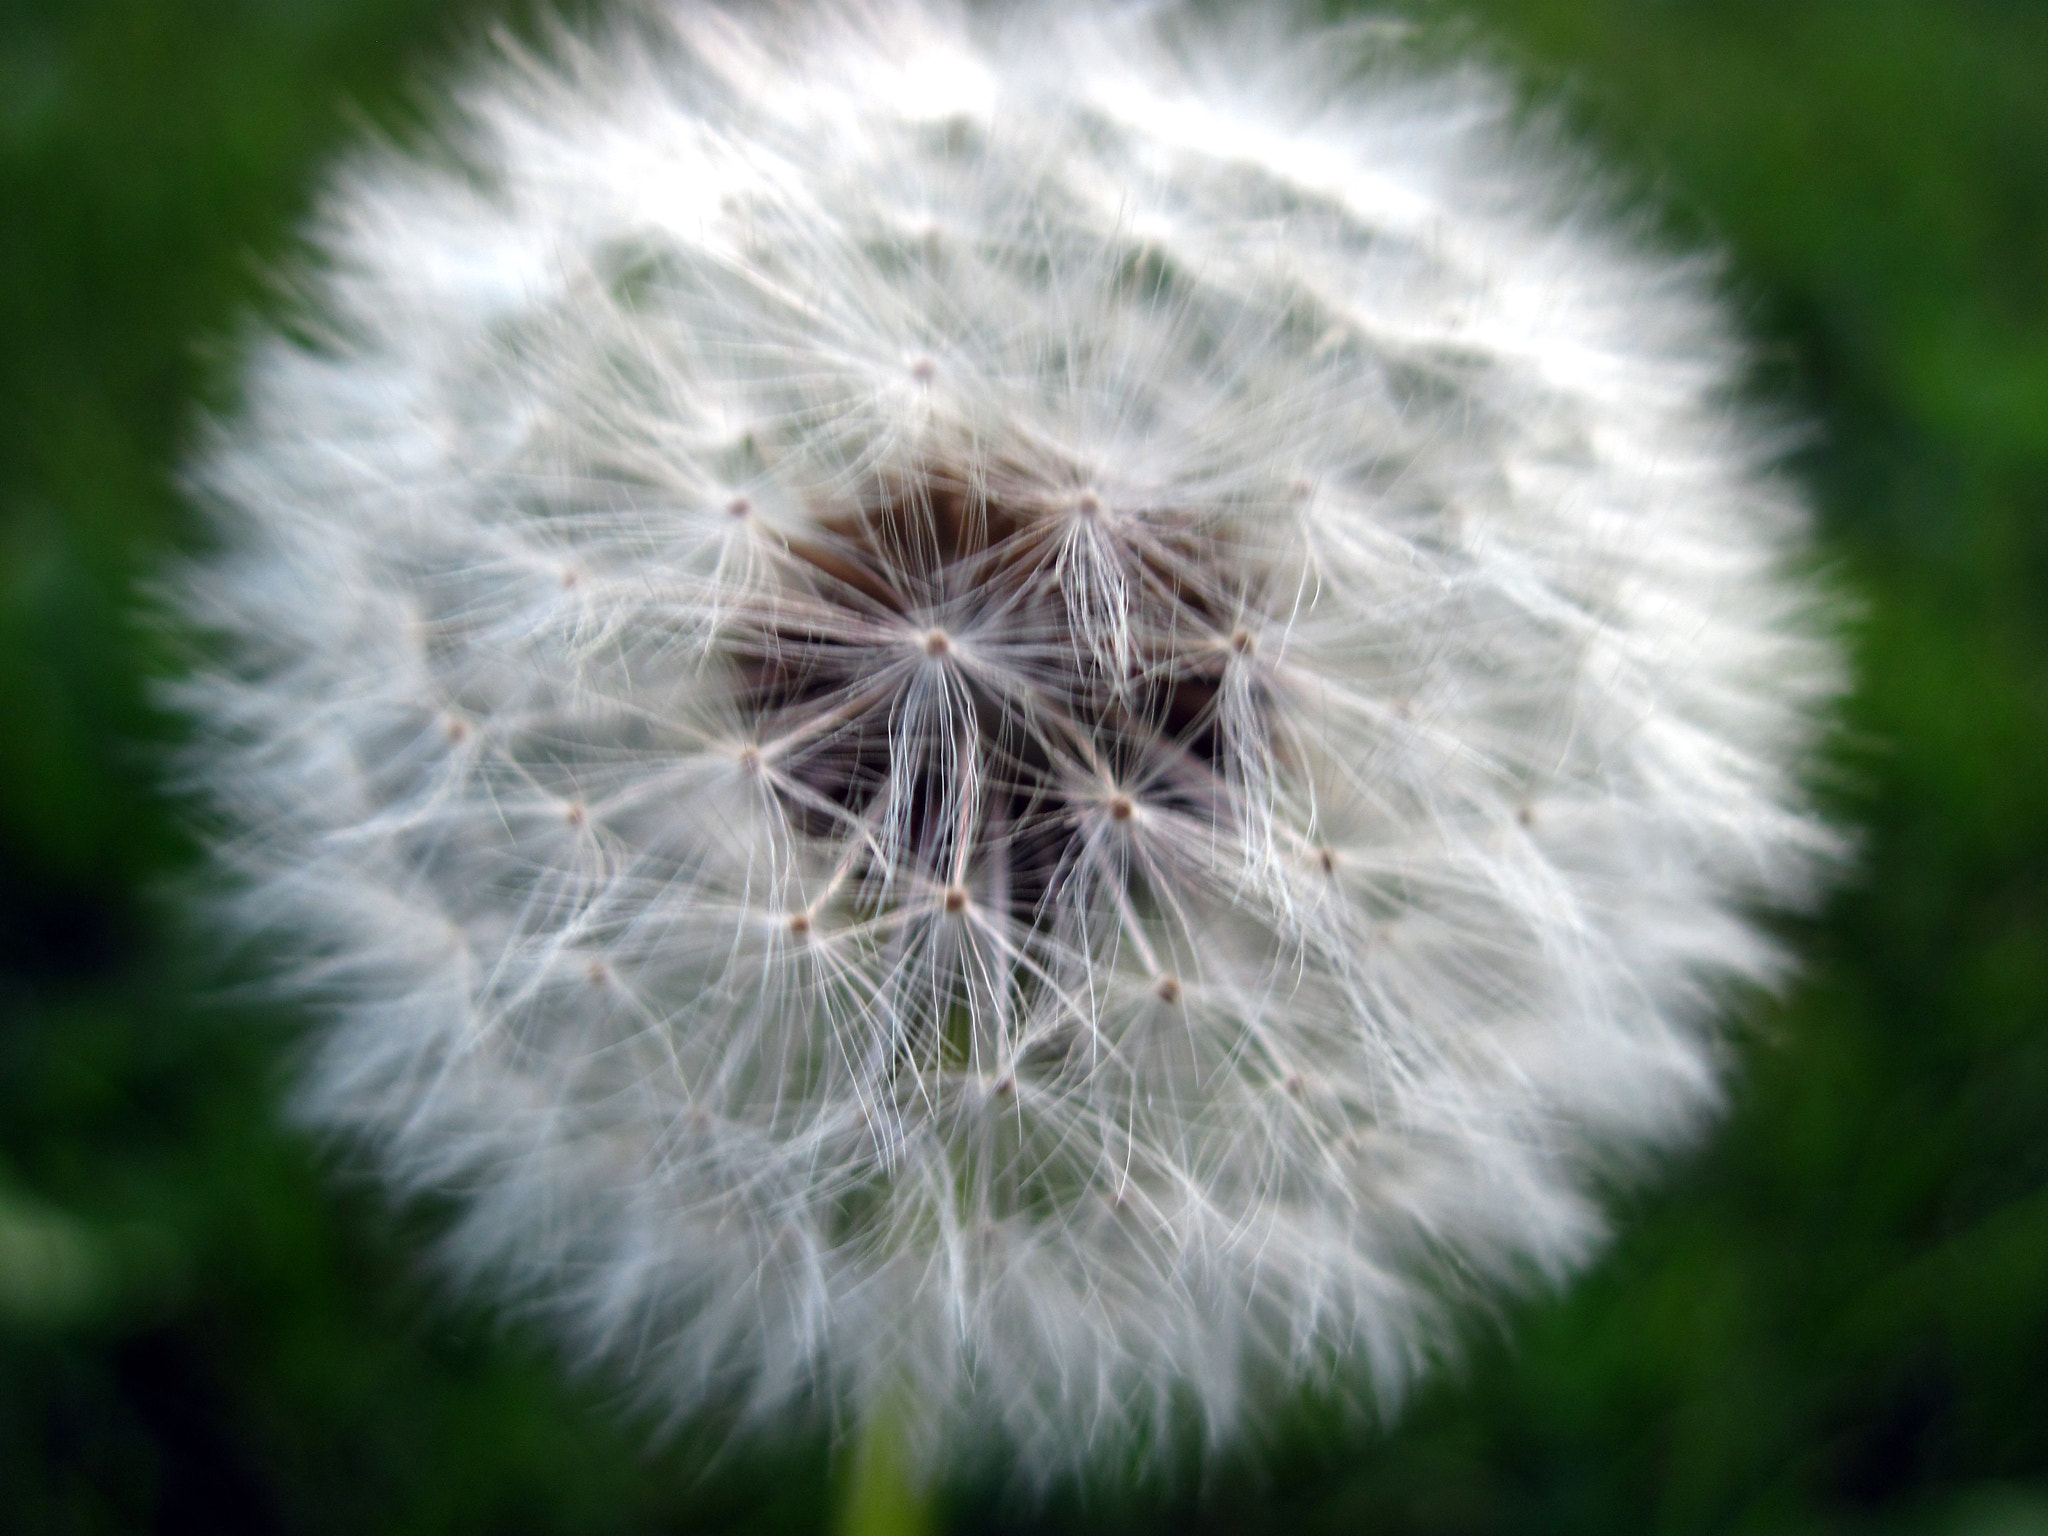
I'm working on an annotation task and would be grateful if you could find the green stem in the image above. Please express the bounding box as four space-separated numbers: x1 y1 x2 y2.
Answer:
835 1389 936 1536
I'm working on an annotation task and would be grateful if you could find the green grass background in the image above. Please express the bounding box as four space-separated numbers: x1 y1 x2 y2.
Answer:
4 1 2047 1530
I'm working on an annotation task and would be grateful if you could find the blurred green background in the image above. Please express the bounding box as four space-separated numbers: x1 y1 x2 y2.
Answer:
4 0 2047 1531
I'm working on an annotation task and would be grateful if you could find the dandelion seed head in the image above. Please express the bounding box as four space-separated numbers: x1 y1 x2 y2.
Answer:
175 0 1841 1484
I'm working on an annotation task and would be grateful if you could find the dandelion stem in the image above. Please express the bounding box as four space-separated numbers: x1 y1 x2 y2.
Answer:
837 1389 935 1536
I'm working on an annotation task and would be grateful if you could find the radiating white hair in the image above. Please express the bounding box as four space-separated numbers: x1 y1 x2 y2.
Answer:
177 0 1840 1483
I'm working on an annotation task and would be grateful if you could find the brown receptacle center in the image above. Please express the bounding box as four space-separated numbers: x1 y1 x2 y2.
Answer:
726 471 1262 927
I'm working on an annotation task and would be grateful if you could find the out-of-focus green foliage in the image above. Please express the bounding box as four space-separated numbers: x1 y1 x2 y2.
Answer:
2 1 2044 1531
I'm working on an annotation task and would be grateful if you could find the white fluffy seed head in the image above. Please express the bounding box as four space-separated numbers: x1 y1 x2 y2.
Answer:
175 0 1841 1484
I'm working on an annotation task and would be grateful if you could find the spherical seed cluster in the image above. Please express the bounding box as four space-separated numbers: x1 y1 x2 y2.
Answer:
177 0 1840 1480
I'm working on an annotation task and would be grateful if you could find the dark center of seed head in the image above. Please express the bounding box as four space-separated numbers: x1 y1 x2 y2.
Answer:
727 468 1259 925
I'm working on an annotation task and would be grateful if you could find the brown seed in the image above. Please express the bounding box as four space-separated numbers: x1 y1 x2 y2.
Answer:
1153 974 1181 1004
1109 794 1136 822
944 886 970 914
923 629 951 657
